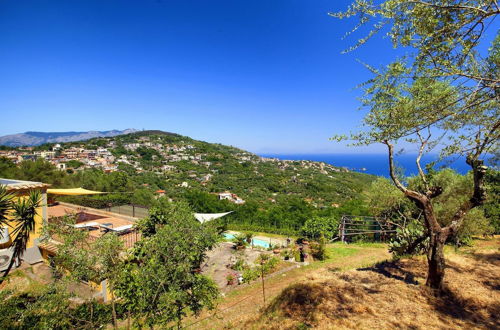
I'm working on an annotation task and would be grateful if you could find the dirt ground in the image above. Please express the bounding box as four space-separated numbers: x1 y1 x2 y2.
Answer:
202 242 273 290
183 238 500 329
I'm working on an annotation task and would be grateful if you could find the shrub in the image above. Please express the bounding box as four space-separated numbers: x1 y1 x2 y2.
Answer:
310 236 328 261
389 220 428 257
232 257 247 271
301 216 338 240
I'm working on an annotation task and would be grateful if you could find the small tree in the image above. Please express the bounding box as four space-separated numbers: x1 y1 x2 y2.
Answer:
310 236 328 261
0 185 13 226
244 232 255 246
233 233 249 249
43 215 125 328
255 254 279 305
115 202 220 328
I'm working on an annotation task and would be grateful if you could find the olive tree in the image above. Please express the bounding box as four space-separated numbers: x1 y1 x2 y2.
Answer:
332 1 499 291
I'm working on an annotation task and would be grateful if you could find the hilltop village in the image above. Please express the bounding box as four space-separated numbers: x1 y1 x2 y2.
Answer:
0 133 354 203
0 135 347 176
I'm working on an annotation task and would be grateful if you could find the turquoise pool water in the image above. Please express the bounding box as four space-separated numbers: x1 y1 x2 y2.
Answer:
223 233 271 249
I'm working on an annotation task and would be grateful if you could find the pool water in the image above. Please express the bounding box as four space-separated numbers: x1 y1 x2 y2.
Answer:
223 233 271 249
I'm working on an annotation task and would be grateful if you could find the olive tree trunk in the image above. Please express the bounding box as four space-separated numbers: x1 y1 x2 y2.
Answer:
384 141 487 292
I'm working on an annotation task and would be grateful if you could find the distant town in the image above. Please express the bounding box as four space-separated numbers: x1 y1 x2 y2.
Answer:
0 135 349 205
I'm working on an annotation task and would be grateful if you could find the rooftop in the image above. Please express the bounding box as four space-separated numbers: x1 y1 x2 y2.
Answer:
0 178 50 191
47 203 140 249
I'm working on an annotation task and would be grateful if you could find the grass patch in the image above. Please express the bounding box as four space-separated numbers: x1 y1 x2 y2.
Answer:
326 245 361 258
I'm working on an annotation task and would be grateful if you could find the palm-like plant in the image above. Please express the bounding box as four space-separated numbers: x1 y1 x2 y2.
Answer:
233 234 248 249
244 232 254 246
0 189 41 284
0 185 14 234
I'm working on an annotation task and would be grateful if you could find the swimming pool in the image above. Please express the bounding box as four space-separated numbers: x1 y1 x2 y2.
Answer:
223 233 271 249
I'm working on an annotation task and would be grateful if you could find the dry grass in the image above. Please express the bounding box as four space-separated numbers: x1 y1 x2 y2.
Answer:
182 243 391 328
245 238 500 330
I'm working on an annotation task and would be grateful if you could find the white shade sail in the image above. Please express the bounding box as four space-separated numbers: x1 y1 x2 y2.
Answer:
194 211 233 223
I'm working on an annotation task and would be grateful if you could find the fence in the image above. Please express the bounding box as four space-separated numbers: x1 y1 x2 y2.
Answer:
338 215 397 243
101 204 149 219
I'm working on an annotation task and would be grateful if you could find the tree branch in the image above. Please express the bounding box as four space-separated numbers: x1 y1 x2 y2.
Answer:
415 130 429 190
384 140 409 194
407 1 496 16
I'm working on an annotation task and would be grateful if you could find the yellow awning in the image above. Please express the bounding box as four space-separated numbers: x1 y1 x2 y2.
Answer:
47 188 105 195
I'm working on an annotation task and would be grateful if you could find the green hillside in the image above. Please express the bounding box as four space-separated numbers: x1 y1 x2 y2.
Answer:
0 131 377 234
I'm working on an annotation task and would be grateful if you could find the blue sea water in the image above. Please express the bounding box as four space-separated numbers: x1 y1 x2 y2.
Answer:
259 153 487 177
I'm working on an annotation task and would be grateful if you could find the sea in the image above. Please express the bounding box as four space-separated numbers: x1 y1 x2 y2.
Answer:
258 153 490 177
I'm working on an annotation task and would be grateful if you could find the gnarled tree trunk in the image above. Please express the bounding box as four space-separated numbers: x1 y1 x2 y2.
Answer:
384 141 488 293
426 230 447 290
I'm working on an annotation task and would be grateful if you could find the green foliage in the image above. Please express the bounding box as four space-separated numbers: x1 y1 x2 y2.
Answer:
115 201 220 328
483 169 500 234
0 185 13 232
2 131 378 235
242 267 259 283
232 233 249 248
0 190 42 284
241 254 279 284
243 231 254 244
60 194 132 209
408 169 494 243
135 200 187 237
184 189 234 213
232 257 247 271
389 219 428 257
130 188 155 206
309 236 328 261
332 1 498 93
0 158 66 186
0 284 113 329
136 146 162 161
65 160 84 168
301 216 338 240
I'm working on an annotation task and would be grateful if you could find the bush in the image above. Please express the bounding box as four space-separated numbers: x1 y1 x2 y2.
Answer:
242 268 259 283
60 194 132 209
232 257 247 271
309 236 328 261
301 216 338 240
389 220 428 257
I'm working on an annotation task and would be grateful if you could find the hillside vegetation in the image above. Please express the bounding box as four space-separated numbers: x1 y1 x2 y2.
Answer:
0 131 376 234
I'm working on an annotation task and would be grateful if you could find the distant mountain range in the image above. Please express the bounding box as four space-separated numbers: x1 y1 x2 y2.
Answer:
0 129 139 147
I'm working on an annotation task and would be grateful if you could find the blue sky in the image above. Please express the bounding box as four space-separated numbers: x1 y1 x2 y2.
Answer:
0 1 497 154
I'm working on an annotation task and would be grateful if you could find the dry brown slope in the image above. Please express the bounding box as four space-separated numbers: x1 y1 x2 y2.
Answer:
246 238 500 329
183 244 391 329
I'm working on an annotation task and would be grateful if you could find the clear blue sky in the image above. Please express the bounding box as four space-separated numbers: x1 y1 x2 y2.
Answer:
0 1 496 154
